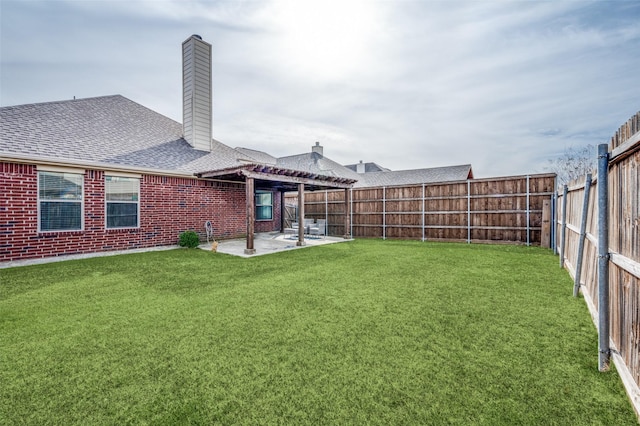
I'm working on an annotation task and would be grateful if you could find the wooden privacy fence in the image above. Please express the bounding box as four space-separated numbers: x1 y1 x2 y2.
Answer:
290 173 556 246
556 111 640 418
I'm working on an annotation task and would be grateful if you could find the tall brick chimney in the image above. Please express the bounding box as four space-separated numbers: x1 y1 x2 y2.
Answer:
182 34 212 151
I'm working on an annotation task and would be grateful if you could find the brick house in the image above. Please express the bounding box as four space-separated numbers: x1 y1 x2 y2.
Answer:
1 35 472 263
0 35 355 262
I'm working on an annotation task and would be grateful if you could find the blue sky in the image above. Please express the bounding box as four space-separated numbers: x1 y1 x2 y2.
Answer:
1 0 639 177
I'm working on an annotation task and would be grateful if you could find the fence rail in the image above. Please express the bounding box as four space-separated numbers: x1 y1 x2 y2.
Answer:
556 111 640 419
288 173 555 246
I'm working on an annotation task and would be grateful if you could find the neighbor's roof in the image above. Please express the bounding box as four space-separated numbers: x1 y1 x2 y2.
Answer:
358 164 473 187
235 147 277 165
275 151 471 187
276 152 362 181
344 162 391 173
0 95 242 174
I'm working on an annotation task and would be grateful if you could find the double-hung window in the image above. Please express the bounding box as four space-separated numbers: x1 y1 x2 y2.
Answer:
106 176 140 228
255 191 273 221
38 170 84 231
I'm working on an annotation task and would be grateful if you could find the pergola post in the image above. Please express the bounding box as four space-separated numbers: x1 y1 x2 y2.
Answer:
343 188 351 239
244 177 256 255
280 191 286 232
297 183 306 246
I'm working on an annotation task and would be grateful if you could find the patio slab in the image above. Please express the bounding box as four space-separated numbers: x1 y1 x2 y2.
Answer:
199 232 351 258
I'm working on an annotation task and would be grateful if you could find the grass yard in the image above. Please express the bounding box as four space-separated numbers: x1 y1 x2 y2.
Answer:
0 240 636 425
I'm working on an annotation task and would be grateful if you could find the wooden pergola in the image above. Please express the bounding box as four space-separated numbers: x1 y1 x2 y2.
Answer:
197 164 357 254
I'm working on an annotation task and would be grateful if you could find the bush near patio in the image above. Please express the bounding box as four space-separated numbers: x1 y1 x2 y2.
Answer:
0 240 636 425
178 230 200 248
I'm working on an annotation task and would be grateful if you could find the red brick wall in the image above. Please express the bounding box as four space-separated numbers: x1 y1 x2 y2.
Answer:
0 162 281 262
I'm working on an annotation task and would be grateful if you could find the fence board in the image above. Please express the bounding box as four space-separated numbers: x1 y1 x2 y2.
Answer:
292 173 555 246
556 111 640 418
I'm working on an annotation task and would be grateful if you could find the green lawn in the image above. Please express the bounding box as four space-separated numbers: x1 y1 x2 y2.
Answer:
1 240 636 425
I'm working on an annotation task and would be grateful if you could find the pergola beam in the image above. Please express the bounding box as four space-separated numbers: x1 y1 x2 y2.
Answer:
241 169 353 189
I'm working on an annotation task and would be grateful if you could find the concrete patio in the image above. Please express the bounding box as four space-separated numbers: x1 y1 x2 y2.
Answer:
0 233 351 269
199 232 352 258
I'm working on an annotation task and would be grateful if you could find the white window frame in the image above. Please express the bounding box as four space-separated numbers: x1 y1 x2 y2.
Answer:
255 190 273 221
105 174 141 229
37 168 85 233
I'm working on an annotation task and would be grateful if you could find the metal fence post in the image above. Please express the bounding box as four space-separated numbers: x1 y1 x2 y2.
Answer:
573 173 592 297
382 186 386 240
467 180 471 244
597 144 610 371
552 175 558 254
325 190 328 236
526 175 530 246
552 190 557 255
350 188 353 238
422 183 426 242
559 185 568 268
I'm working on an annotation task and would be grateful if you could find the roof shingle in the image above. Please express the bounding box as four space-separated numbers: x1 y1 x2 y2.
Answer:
0 95 241 173
1 95 472 187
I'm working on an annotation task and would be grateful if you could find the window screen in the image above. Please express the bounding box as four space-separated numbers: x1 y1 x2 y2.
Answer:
106 176 139 228
38 171 83 231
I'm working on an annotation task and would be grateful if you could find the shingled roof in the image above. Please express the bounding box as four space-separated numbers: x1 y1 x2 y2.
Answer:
275 152 362 181
0 95 242 174
344 162 390 173
235 147 278 165
275 151 472 187
1 95 472 188
358 164 473 187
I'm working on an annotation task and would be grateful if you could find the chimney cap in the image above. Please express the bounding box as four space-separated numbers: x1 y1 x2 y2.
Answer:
192 34 202 40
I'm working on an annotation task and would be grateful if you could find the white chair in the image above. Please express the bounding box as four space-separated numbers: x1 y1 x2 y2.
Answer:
310 219 326 239
284 221 298 239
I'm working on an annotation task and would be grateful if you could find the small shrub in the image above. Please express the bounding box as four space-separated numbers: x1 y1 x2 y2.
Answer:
179 230 200 248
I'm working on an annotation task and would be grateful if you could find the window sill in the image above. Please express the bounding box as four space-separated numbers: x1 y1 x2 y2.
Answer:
38 229 84 235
